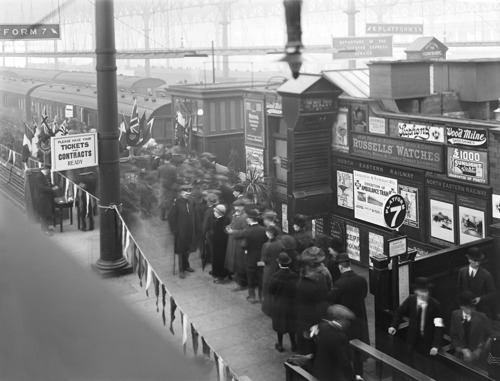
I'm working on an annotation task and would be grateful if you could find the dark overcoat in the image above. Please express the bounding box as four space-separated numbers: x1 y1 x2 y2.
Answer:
211 214 230 277
261 237 284 315
268 267 298 334
456 266 497 318
327 270 370 345
450 309 492 358
233 223 267 266
167 197 197 255
33 171 55 218
224 211 248 273
311 321 355 381
295 275 328 336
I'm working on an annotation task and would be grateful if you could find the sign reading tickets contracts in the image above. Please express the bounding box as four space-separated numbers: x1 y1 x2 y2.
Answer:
332 36 392 59
51 132 98 172
447 147 488 184
351 132 444 172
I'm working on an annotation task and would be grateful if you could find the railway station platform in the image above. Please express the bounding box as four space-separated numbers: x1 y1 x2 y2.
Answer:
2 193 376 381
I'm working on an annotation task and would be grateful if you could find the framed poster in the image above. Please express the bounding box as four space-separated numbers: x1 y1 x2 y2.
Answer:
459 206 485 244
399 185 419 228
244 99 265 148
493 194 500 219
398 122 445 143
337 170 353 209
245 146 264 174
354 171 398 227
430 199 455 244
398 264 410 305
282 204 288 233
346 224 360 262
446 126 487 148
332 106 349 152
447 146 488 184
351 103 368 133
368 232 385 259
369 116 386 135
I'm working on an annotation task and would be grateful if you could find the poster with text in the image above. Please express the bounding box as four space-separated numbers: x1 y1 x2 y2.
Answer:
337 170 353 209
351 103 368 133
245 146 264 174
354 171 398 227
368 232 385 259
493 194 500 219
430 199 455 244
459 206 485 244
346 224 360 262
332 107 349 152
369 116 386 135
244 99 265 148
282 204 288 233
399 185 419 228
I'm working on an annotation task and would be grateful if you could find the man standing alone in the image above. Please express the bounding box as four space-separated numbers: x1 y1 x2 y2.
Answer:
33 163 59 236
168 184 197 279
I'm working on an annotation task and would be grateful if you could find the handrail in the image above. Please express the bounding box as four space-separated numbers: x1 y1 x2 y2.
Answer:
438 344 497 381
350 339 436 381
284 362 318 381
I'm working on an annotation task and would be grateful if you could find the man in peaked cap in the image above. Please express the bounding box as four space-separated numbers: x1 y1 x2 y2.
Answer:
388 277 444 377
456 247 497 319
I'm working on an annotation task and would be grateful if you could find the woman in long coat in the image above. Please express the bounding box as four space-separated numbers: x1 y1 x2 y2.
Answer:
268 252 298 352
211 204 230 283
224 198 248 288
260 225 283 316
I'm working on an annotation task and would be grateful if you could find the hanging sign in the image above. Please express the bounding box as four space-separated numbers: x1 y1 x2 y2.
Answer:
447 147 488 184
0 24 60 40
51 132 98 172
384 194 407 230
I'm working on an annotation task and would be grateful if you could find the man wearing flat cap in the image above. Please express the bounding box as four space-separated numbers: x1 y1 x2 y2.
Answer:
456 247 497 319
388 277 444 377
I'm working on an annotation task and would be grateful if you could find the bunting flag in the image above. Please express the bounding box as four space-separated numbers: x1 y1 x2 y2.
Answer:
169 296 177 334
22 122 35 162
138 115 154 147
31 119 39 158
214 353 221 381
182 312 188 355
126 99 141 146
153 275 160 312
145 263 152 297
123 230 131 262
118 112 129 149
202 337 210 356
64 178 71 199
191 324 199 356
218 357 225 381
7 150 12 165
38 107 55 155
55 119 68 136
162 284 167 326
131 246 139 273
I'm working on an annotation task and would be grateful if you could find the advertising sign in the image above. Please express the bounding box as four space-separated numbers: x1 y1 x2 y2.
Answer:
447 147 488 184
65 105 74 118
383 194 407 230
245 145 264 174
428 188 455 246
332 107 349 152
337 170 353 209
369 116 386 135
458 194 487 244
329 216 345 243
0 24 60 40
346 224 360 262
388 236 407 257
244 99 265 148
282 204 288 233
354 171 398 227
446 126 487 148
332 36 392 59
398 122 445 143
351 132 445 172
351 103 368 133
366 23 424 35
51 132 98 172
399 185 419 228
369 232 385 259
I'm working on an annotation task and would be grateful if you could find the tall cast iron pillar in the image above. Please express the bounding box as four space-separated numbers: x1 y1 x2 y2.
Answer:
94 0 131 276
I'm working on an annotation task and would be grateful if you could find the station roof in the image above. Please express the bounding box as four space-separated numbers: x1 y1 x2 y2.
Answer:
321 69 370 99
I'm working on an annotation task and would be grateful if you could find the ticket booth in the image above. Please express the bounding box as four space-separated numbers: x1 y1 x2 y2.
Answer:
277 74 343 227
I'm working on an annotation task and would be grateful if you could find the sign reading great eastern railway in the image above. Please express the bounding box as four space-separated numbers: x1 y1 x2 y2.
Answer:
350 132 444 172
0 24 60 40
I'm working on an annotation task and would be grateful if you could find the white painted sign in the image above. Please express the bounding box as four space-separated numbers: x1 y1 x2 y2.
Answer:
51 132 98 172
65 105 74 118
369 116 386 134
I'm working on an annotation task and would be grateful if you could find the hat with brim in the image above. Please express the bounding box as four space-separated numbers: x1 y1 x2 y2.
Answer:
179 184 192 191
412 277 433 291
206 193 219 206
281 235 296 250
233 198 246 207
245 208 260 219
334 253 350 263
457 291 475 307
233 184 244 193
276 252 292 265
466 247 484 261
300 246 325 263
214 204 226 215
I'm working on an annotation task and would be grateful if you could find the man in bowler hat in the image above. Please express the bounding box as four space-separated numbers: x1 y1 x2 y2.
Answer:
456 247 497 319
388 277 444 377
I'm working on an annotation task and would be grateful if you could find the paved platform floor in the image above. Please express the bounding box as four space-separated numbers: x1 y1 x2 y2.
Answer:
41 208 376 381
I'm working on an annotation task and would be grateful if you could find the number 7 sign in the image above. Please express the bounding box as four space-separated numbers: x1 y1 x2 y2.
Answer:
384 194 407 229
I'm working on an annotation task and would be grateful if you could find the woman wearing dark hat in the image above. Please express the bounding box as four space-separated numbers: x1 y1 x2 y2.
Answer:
281 235 300 273
388 277 444 376
292 214 313 255
450 291 492 363
210 204 230 283
300 246 333 292
224 198 249 290
456 247 497 319
268 252 299 352
260 225 284 316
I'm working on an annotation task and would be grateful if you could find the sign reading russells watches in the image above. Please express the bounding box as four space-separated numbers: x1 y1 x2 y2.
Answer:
350 132 444 172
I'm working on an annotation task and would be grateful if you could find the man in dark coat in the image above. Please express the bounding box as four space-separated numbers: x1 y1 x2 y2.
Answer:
210 204 230 283
327 253 369 374
310 304 356 381
388 277 444 377
33 163 59 235
456 247 497 319
230 207 267 303
77 170 98 231
450 291 493 363
157 152 177 220
168 184 197 279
